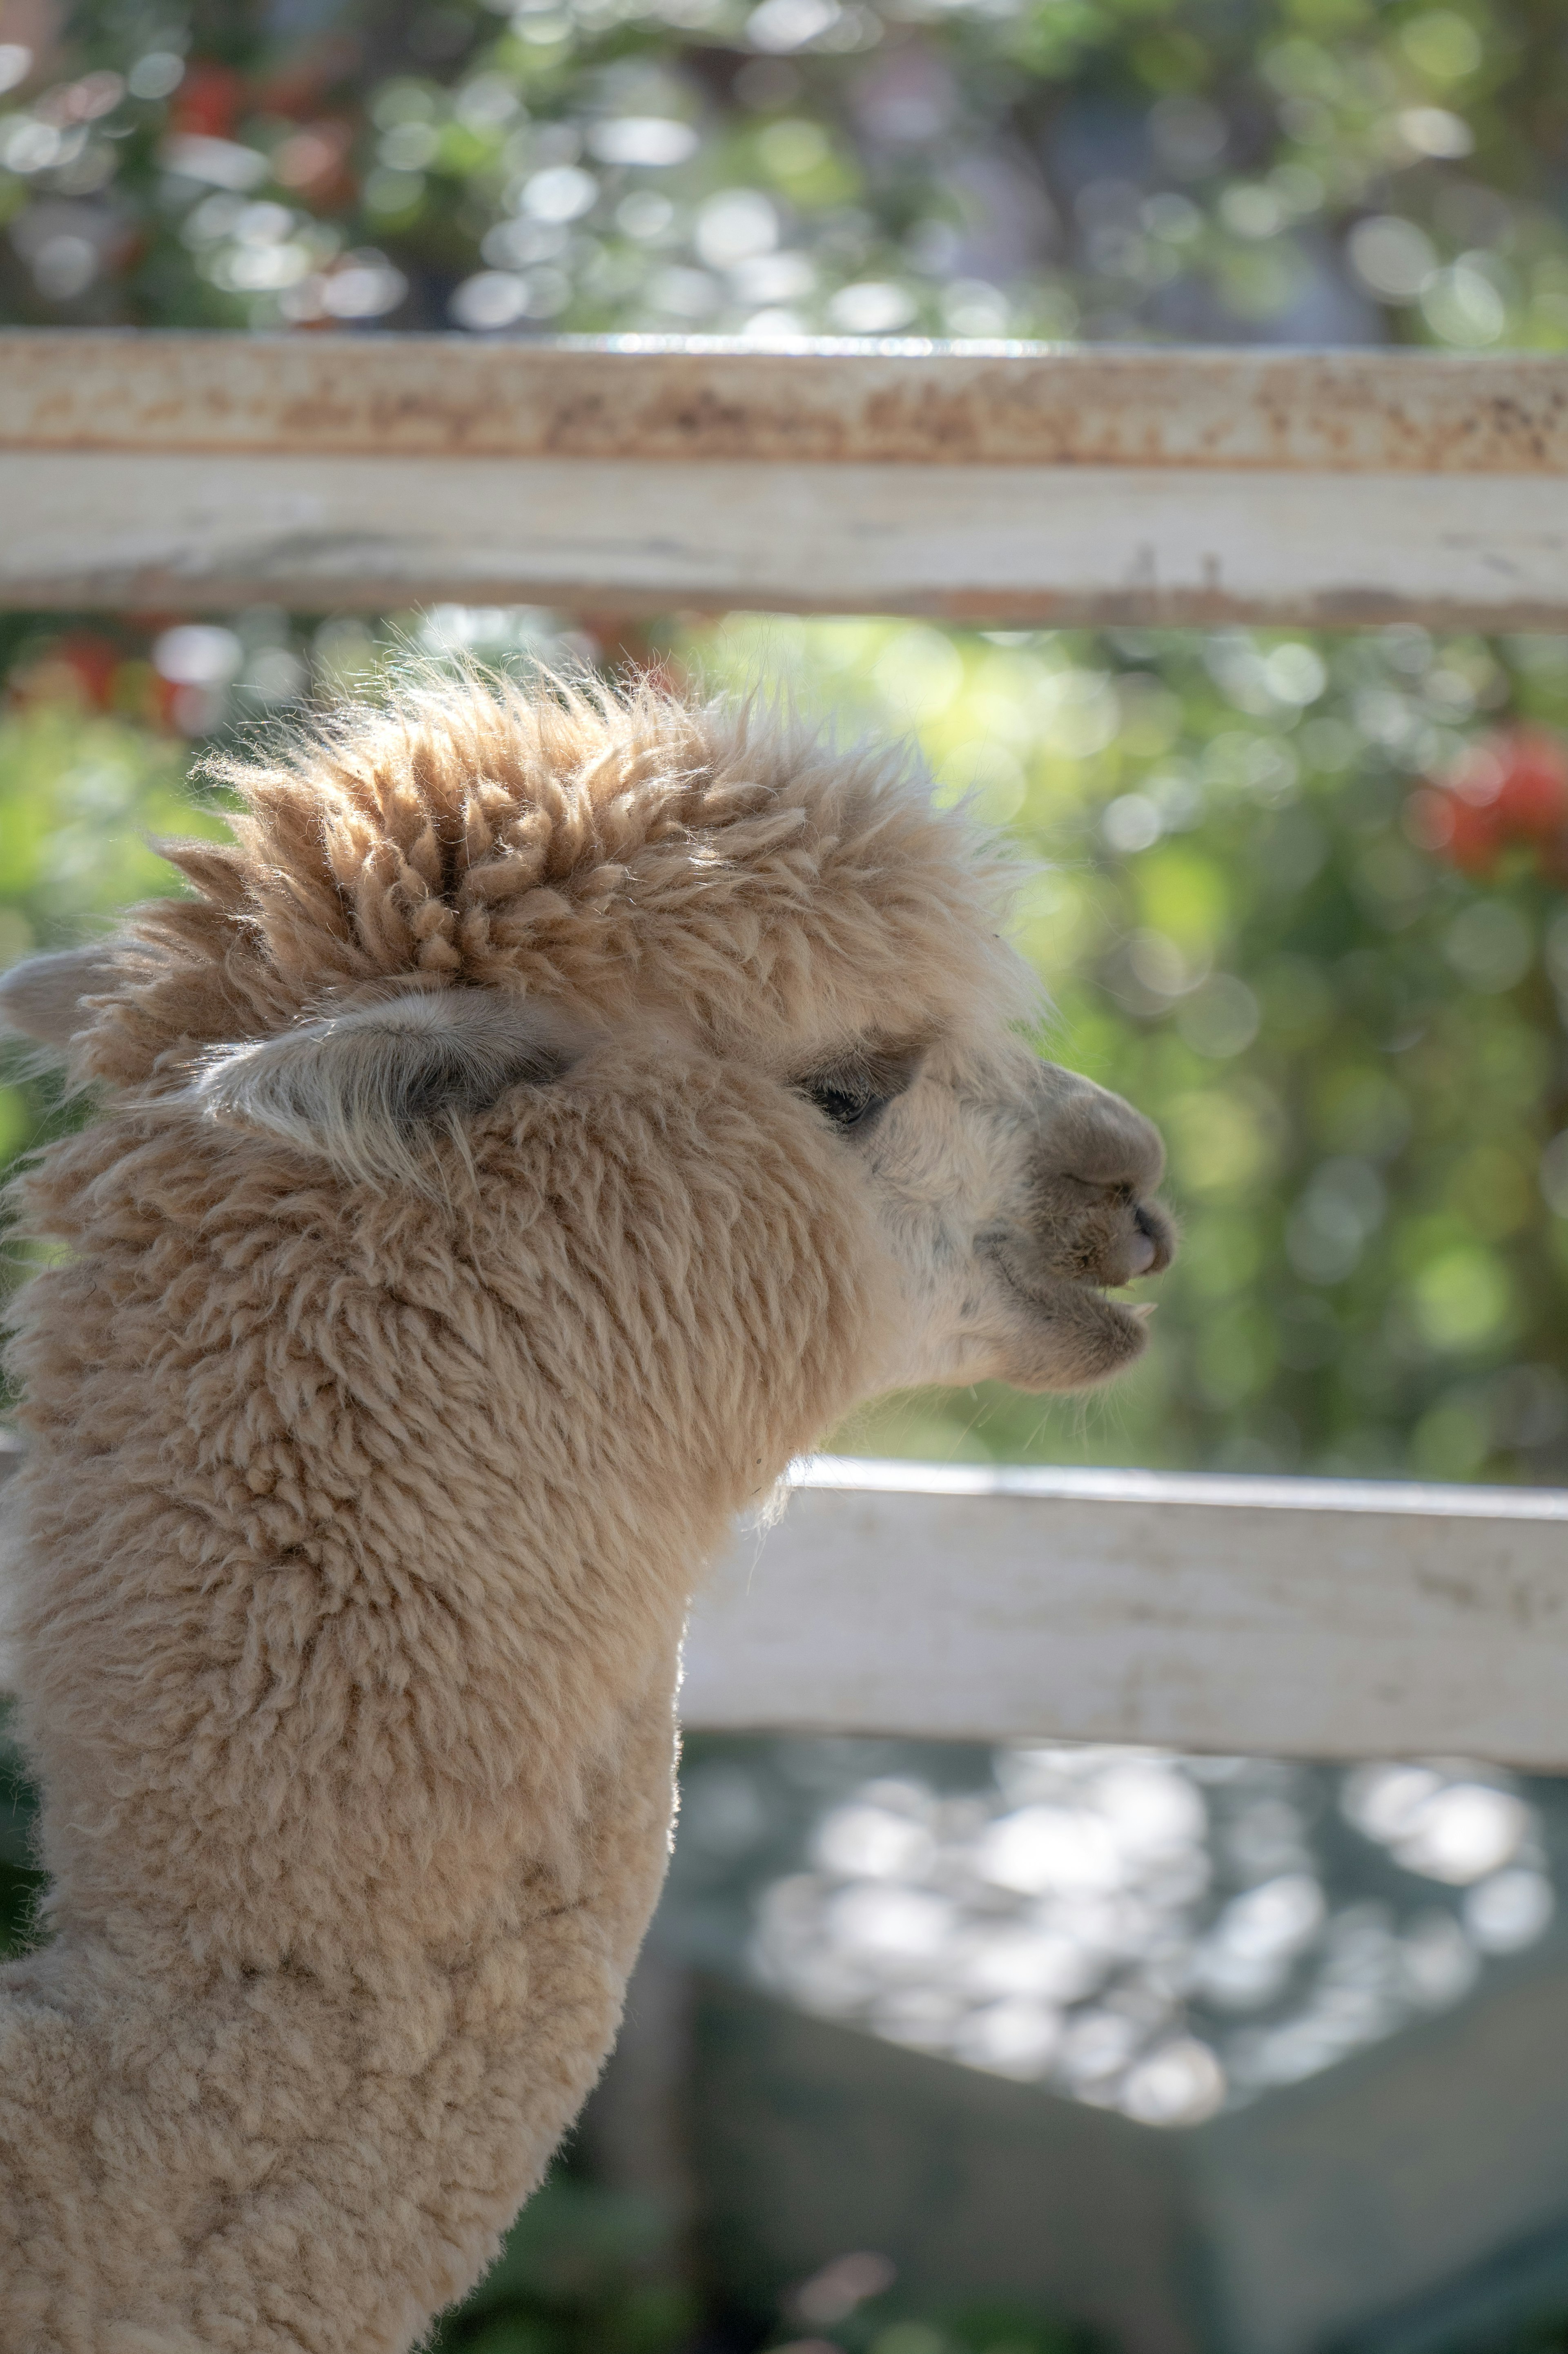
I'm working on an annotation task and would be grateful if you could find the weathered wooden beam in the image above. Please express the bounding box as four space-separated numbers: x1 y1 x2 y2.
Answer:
4 333 1566 469
4 1444 1566 1759
0 332 1564 626
681 1458 1568 1766
3 448 1562 628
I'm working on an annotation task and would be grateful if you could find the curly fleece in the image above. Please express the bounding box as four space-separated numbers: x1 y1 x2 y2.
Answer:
0 679 1012 2353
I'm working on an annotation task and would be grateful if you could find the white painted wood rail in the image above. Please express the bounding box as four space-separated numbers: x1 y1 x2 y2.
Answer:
3 1446 1566 1760
682 1459 1568 1766
0 332 1565 627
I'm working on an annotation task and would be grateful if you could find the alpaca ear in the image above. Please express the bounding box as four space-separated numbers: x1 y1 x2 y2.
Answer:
0 946 124 1052
186 990 583 1188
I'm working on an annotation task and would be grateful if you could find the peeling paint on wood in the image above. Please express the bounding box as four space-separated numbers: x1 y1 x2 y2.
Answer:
2 332 1566 473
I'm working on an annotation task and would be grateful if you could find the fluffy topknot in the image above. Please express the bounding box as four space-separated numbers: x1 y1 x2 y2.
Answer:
71 673 1027 1092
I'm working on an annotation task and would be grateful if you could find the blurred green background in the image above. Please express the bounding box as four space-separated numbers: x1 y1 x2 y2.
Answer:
2 0 1567 345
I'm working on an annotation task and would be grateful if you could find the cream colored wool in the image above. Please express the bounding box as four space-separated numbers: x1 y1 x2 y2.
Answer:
0 677 1171 2353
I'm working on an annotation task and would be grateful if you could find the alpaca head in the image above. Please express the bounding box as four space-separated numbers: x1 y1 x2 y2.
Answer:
0 678 1172 1463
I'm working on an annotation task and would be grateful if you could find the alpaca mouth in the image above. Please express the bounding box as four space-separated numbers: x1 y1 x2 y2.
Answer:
978 1241 1159 1393
987 1245 1154 1331
980 1186 1173 1322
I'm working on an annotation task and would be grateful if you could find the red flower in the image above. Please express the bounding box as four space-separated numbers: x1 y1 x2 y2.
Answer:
170 61 245 141
59 632 122 709
1411 724 1568 877
1492 729 1568 839
1446 795 1508 875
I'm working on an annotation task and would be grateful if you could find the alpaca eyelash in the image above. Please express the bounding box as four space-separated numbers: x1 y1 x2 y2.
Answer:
802 1079 895 1134
796 1043 928 1135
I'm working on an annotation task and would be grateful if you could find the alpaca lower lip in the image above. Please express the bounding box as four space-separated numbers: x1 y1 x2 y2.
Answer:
1101 1292 1151 1327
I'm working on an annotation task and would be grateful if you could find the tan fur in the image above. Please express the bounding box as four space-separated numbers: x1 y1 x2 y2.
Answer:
0 677 1170 2352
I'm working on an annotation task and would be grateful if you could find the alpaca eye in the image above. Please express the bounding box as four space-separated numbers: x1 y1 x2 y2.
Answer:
804 1080 893 1134
795 1040 928 1137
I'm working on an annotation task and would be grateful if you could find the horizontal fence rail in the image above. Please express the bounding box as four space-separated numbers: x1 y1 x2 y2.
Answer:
1 332 1565 627
681 1459 1568 1766
4 1442 1567 1762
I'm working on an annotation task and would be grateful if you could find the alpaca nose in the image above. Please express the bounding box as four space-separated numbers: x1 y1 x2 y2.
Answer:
1030 1064 1165 1197
1127 1202 1171 1277
1020 1067 1176 1290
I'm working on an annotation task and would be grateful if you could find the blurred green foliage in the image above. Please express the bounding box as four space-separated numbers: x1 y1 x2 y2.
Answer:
1 0 1566 344
425 2178 698 2352
0 693 231 1226
0 1703 42 1956
785 2290 1094 2354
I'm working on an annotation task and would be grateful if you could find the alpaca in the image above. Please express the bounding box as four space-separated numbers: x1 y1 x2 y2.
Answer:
0 676 1172 2354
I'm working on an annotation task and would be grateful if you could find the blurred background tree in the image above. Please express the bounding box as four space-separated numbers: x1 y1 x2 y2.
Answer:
0 0 1566 343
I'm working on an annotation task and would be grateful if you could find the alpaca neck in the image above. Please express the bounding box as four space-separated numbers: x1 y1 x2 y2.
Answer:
0 1086 875 2352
